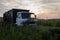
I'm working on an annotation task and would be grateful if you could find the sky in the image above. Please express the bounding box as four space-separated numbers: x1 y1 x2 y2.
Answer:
0 0 60 19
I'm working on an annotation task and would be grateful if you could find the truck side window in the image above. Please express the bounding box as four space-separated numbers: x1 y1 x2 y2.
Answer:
17 12 21 18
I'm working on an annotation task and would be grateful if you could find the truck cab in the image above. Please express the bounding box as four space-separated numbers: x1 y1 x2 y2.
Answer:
16 12 37 26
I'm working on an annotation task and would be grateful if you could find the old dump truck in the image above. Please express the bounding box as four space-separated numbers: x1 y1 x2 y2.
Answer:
3 9 37 26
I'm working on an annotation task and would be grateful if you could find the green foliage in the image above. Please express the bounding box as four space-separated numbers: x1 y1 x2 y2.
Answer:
0 19 60 40
0 25 50 40
23 19 30 26
37 19 60 27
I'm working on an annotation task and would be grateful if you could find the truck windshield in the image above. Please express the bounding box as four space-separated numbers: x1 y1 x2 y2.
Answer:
21 13 30 19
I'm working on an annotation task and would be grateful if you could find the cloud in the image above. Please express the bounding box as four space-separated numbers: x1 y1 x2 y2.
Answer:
37 12 60 19
0 0 42 14
42 0 60 3
0 0 60 18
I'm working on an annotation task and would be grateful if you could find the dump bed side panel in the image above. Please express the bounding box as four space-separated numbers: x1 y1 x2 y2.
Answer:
3 10 13 24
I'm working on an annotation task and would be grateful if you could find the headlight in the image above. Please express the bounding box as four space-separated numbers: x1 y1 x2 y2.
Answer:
30 14 35 18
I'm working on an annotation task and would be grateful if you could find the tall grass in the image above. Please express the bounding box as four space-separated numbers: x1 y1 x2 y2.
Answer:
37 19 60 27
0 19 60 40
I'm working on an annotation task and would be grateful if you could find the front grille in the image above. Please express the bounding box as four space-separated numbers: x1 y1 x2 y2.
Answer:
29 21 35 24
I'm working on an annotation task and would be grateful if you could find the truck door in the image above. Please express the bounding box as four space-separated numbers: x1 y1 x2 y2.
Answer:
16 12 23 26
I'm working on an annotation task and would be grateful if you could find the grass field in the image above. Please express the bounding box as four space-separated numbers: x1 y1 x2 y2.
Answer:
0 19 60 40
